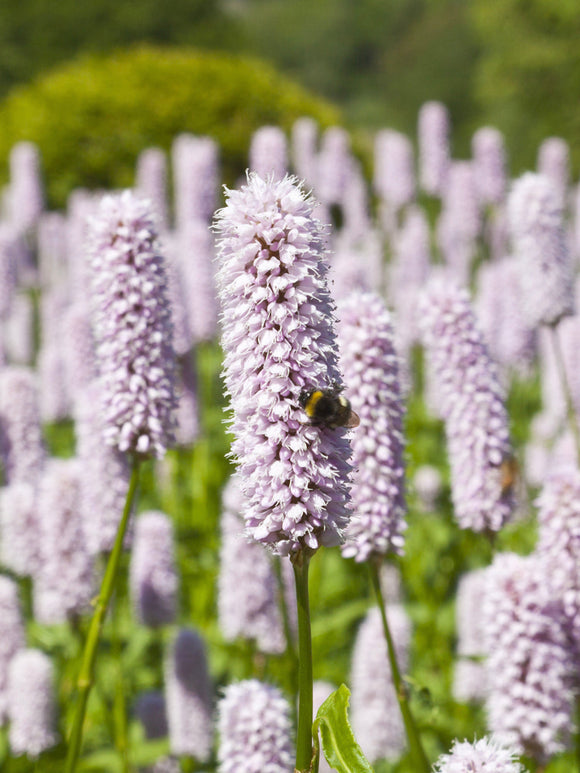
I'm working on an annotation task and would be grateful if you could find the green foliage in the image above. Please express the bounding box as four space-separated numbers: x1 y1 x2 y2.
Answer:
0 0 241 97
237 0 481 150
314 684 374 773
470 0 580 173
0 46 340 208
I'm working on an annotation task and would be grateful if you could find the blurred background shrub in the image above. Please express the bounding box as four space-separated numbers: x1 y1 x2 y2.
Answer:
0 46 339 208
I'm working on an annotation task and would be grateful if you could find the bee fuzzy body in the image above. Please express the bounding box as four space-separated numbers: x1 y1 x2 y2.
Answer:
299 387 360 429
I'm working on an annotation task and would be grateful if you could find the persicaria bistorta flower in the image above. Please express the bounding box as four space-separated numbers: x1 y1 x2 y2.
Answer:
418 100 450 196
0 366 46 486
433 737 525 773
350 604 410 763
130 510 178 627
214 173 351 555
7 649 58 758
0 577 25 724
338 291 406 562
165 628 213 760
536 464 580 658
508 172 574 328
419 279 514 532
217 679 294 773
482 552 575 763
86 190 177 458
218 475 286 653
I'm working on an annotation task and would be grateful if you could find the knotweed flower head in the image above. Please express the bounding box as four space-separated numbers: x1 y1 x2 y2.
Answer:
419 279 514 532
37 212 68 288
0 483 39 576
175 220 218 343
475 257 537 379
8 141 44 233
536 464 580 657
437 161 480 286
433 737 525 773
4 292 34 364
7 649 58 758
291 117 318 186
130 510 178 627
338 291 406 562
0 225 18 319
350 604 410 763
537 137 570 211
75 381 132 554
316 127 352 207
388 205 431 356
34 459 94 623
482 552 575 763
508 172 574 327
0 366 46 485
373 129 415 210
471 126 507 206
218 475 286 653
217 679 293 773
165 628 213 760
172 134 219 228
418 100 450 196
87 190 177 458
249 126 288 180
136 147 169 231
214 173 351 555
0 577 25 724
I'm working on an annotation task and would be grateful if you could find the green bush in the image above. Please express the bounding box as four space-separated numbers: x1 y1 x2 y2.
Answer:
0 46 340 208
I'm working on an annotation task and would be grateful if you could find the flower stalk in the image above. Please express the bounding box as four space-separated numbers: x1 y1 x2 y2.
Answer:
368 558 430 773
65 458 140 773
293 549 314 773
549 325 580 465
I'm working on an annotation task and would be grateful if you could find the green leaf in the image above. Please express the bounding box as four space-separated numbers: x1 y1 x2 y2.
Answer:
313 684 374 773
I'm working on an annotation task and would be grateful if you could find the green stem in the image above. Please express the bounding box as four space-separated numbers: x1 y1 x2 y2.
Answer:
274 555 298 717
575 693 580 773
368 559 430 773
550 324 580 465
111 593 130 773
293 550 314 773
64 459 140 773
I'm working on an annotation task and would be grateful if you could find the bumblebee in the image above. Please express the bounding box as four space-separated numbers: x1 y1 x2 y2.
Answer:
498 454 519 497
299 386 360 429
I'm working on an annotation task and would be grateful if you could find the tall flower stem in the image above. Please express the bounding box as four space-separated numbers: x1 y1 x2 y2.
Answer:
368 559 430 773
550 325 580 465
111 593 130 773
293 550 314 773
65 458 140 773
274 555 298 715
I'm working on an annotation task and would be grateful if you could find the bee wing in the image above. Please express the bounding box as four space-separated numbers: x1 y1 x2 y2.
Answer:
345 410 360 429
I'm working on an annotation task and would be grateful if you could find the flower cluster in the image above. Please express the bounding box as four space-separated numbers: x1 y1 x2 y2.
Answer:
350 604 410 763
217 475 286 653
419 279 514 531
217 679 293 773
482 552 575 763
508 172 574 328
214 173 351 555
433 737 524 773
536 465 580 657
86 190 177 458
130 511 178 627
338 291 406 562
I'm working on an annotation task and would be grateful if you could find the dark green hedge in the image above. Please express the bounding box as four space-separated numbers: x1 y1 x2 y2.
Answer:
0 46 340 208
